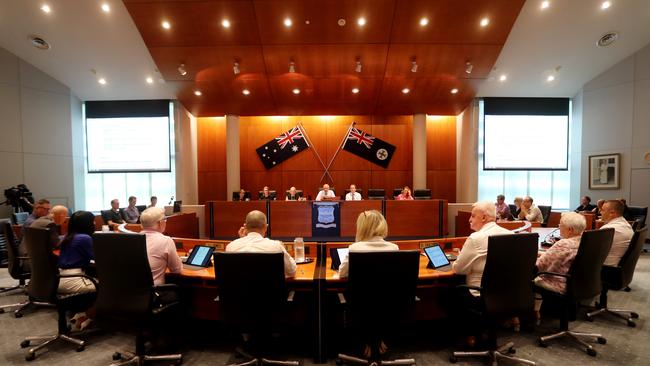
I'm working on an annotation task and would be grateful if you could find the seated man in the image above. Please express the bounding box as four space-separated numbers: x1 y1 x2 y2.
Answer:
315 184 335 201
235 189 248 201
575 195 596 212
226 210 296 277
345 184 362 201
22 199 51 229
592 199 605 216
123 196 140 224
140 207 183 286
19 205 67 272
517 196 543 223
453 201 513 296
148 196 157 208
104 199 124 229
495 194 510 220
600 199 634 266
286 186 300 201
259 186 276 201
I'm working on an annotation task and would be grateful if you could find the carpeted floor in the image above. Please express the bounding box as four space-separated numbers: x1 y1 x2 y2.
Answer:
2 254 649 365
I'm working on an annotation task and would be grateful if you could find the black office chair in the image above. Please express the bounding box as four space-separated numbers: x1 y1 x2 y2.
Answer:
20 227 97 361
367 189 385 200
413 189 431 200
536 228 614 356
285 190 304 200
624 206 647 228
93 233 182 365
258 190 277 200
538 205 552 227
586 226 647 326
213 252 298 366
336 250 419 365
233 191 251 201
392 188 402 199
450 233 538 365
508 205 517 219
135 205 147 213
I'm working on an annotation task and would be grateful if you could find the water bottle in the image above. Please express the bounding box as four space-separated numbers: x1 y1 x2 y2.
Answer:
294 237 305 263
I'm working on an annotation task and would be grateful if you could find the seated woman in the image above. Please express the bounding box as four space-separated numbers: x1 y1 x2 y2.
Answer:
58 210 97 329
533 212 586 321
234 189 248 201
286 186 301 201
395 186 414 200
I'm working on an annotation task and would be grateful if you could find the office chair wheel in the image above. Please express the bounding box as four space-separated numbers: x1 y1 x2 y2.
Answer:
631 312 639 319
112 352 122 360
624 286 631 292
335 358 343 365
537 339 547 348
449 355 458 363
586 315 594 322
508 347 516 354
627 320 636 327
76 345 85 352
15 312 23 318
25 352 35 361
597 337 606 345
20 340 30 348
0 308 4 314
586 348 597 357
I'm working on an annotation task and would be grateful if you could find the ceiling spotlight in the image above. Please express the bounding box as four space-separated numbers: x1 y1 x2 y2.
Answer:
284 18 292 27
419 17 429 26
40 4 51 13
292 88 300 95
499 74 507 82
101 3 110 13
401 88 410 94
242 89 250 95
98 78 106 85
146 77 154 84
450 88 459 94
355 59 362 73
222 19 231 28
162 20 171 29
601 1 611 10
289 60 296 73
540 1 550 9
352 88 360 94
410 60 418 73
547 75 556 82
480 17 490 27
233 61 240 75
194 90 202 96
465 61 473 74
357 17 366 26
178 63 187 76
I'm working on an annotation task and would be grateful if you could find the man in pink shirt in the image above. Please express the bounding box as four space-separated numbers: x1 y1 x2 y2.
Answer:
140 207 183 285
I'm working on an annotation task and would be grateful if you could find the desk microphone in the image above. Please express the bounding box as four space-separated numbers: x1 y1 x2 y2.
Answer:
543 228 560 245
168 196 174 205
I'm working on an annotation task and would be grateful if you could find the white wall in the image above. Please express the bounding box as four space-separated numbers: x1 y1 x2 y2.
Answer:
0 46 83 218
580 43 650 208
174 101 198 205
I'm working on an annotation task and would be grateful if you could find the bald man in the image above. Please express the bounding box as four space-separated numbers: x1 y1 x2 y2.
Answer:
19 205 69 271
315 184 335 201
226 210 296 277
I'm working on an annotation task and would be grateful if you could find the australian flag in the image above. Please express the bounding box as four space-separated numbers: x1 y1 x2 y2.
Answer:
343 127 396 168
256 126 310 169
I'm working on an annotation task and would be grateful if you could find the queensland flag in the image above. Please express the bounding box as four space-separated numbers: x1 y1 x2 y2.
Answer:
342 127 396 168
256 126 310 169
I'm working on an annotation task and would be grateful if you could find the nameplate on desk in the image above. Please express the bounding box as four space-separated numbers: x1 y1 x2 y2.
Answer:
203 242 225 251
419 241 440 249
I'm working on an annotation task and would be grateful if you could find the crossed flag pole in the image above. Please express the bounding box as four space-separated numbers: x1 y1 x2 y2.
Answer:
297 121 356 184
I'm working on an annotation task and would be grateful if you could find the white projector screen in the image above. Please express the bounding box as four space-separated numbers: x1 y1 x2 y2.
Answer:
484 115 569 170
86 116 171 173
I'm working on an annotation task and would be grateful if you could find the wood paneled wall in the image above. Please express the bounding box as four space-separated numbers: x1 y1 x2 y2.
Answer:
197 115 456 203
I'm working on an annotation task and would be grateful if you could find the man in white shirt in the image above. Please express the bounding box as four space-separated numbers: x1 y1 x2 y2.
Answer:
601 199 634 266
345 184 362 201
518 196 543 223
140 207 183 286
453 201 513 295
226 210 297 277
315 184 336 201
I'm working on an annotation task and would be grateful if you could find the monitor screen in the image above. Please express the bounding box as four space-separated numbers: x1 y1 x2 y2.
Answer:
424 245 450 269
173 200 182 213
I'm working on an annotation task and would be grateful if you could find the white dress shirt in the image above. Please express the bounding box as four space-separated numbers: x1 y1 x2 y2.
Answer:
337 237 399 278
345 192 362 201
519 205 543 223
452 221 513 295
601 216 634 266
142 229 183 286
315 189 335 201
226 232 297 277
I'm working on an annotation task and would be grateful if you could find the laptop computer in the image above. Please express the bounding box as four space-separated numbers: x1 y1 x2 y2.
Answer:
423 244 453 271
183 245 215 270
330 247 349 271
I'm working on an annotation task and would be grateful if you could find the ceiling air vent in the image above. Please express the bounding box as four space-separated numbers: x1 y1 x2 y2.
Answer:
29 36 51 50
597 32 619 47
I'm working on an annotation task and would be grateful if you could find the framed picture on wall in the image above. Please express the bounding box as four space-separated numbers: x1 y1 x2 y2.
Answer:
589 153 620 189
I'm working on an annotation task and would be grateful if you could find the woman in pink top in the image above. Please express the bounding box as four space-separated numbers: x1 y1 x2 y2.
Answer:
395 186 414 200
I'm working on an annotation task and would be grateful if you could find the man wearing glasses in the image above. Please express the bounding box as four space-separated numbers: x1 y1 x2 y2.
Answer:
22 199 51 229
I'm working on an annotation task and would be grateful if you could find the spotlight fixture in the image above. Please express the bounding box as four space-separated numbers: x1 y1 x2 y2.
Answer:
499 74 507 82
233 61 240 75
480 17 489 27
401 88 410 94
419 17 429 26
547 75 556 82
465 61 473 74
222 19 231 28
101 3 110 13
289 60 296 73
410 59 418 73
178 63 187 76
357 17 366 26
98 78 106 85
284 18 292 27
162 20 171 29
242 89 250 95
352 88 360 94
194 90 202 96
355 59 362 73
601 1 611 10
40 4 51 13
146 77 154 84
540 1 550 9
292 88 300 95
450 88 459 94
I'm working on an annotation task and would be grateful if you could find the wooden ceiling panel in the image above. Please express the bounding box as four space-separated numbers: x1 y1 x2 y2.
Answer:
124 1 260 46
253 0 396 44
390 0 526 44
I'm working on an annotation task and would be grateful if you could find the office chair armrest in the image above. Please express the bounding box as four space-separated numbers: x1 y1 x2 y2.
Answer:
153 283 180 291
152 301 181 315
58 273 99 286
456 284 482 292
287 290 295 302
337 292 346 304
17 256 30 260
536 271 569 279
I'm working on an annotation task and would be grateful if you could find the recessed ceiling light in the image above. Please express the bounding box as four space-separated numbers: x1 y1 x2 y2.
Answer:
547 75 555 82
352 88 360 94
401 88 410 94
540 1 550 10
161 20 171 29
292 88 300 95
480 17 490 27
499 74 507 82
242 89 250 95
357 17 366 26
284 18 292 27
40 4 51 13
101 3 110 13
450 88 459 94
98 78 106 85
601 1 611 10
222 19 231 28
146 77 154 84
419 17 429 26
194 90 202 96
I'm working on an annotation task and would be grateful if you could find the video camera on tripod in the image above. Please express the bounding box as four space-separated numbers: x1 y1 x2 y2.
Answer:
1 184 35 214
